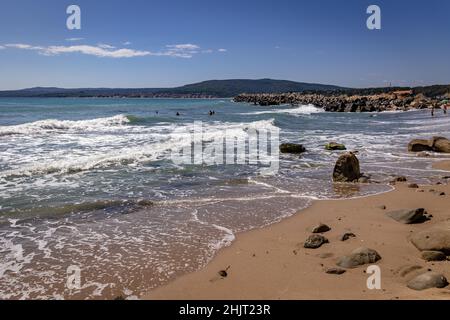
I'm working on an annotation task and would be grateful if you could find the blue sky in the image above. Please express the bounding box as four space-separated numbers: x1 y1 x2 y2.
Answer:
0 0 449 90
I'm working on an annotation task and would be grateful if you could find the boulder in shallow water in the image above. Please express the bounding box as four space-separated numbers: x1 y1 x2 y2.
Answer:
386 208 428 224
431 136 450 153
407 272 448 290
325 142 346 151
279 143 306 154
332 152 361 182
410 224 450 254
408 139 433 152
336 247 381 268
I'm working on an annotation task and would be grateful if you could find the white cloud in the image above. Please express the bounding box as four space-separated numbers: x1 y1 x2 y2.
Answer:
43 45 151 58
2 42 224 59
97 43 116 49
218 48 227 52
123 41 132 46
66 38 84 42
0 46 4 50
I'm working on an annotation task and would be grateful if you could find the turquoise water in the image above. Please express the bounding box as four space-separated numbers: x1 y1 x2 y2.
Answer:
0 98 449 299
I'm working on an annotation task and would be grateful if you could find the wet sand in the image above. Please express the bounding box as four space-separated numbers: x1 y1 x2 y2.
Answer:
144 162 450 300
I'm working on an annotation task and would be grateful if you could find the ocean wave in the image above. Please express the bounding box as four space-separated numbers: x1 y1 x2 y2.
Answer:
240 104 324 116
0 114 132 136
0 118 279 179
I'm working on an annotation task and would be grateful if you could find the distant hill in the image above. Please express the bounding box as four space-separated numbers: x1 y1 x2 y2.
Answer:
0 79 344 98
1 80 448 98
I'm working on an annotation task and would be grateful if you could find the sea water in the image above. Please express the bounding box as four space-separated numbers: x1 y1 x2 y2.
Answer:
0 98 449 299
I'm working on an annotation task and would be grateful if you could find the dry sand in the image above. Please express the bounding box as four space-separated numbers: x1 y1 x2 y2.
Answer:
144 163 450 300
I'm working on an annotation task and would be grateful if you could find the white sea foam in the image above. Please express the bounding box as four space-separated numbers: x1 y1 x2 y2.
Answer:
240 104 324 116
0 118 278 179
0 114 130 136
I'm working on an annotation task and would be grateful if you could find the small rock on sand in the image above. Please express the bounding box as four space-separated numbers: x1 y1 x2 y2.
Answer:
337 247 381 268
326 267 346 275
407 272 448 291
386 208 428 224
304 234 329 249
340 232 356 241
408 183 419 189
421 251 447 262
311 223 331 234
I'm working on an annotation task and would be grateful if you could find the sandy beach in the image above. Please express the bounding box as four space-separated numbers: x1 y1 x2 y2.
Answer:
145 160 450 300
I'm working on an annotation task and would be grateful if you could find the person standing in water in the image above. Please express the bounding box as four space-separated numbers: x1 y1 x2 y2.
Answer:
442 100 448 115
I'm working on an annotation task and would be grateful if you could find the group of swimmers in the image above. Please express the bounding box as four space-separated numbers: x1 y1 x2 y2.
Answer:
173 110 216 117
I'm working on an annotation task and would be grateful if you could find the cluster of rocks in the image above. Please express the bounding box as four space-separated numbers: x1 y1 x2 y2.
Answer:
408 136 450 153
234 91 443 112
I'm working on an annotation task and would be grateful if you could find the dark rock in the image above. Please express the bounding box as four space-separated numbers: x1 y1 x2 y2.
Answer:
340 232 356 241
304 234 329 249
325 142 346 151
391 176 407 183
332 152 361 183
311 223 331 234
336 247 381 268
408 139 433 152
326 267 346 275
386 208 428 224
421 251 447 262
411 225 450 254
280 143 306 154
408 183 419 189
407 272 448 290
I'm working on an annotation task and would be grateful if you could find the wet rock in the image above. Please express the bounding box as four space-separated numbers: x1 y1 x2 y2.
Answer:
411 225 450 254
407 272 448 290
431 136 450 153
358 176 370 183
391 176 407 183
326 267 346 275
332 152 361 183
280 143 306 154
340 232 356 241
408 183 419 189
325 142 346 151
386 208 428 224
421 251 447 262
336 247 381 268
311 223 331 234
408 139 433 152
304 234 329 249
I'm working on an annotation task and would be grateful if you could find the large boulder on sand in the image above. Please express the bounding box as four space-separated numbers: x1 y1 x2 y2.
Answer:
386 208 427 224
332 152 361 182
336 247 381 268
410 224 450 254
280 143 306 154
407 272 448 291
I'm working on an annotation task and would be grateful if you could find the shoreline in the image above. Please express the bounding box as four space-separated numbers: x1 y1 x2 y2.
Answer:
144 161 450 300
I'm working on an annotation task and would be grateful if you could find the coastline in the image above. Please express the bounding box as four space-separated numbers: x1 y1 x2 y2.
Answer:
144 161 450 300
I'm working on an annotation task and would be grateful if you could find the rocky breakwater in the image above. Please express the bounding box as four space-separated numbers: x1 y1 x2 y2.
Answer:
234 91 442 112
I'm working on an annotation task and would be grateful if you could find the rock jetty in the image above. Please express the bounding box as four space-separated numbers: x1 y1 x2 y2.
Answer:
234 91 444 112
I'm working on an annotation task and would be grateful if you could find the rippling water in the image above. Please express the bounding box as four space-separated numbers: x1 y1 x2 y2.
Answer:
0 98 449 299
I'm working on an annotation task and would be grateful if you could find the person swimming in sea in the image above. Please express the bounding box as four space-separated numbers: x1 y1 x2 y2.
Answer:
176 112 180 116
